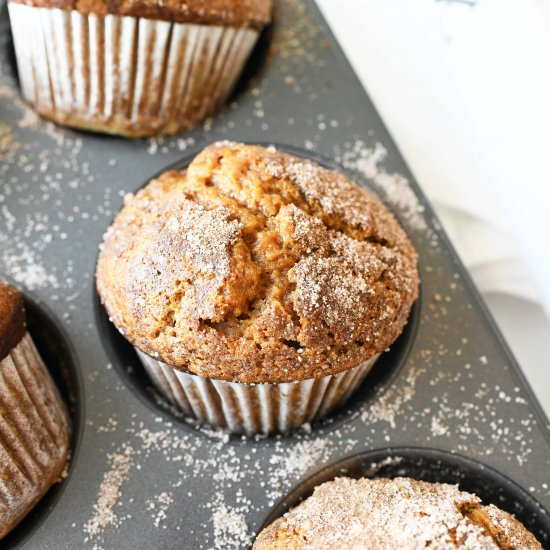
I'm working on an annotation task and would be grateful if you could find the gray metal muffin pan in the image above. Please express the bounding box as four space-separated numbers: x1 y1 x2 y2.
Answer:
0 0 549 548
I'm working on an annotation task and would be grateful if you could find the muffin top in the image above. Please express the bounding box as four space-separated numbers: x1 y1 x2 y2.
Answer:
96 142 419 384
0 280 26 361
8 0 272 29
253 476 543 549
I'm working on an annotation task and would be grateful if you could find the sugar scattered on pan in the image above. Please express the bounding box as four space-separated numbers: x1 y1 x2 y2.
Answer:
0 122 19 159
210 494 252 549
361 366 426 429
84 447 134 540
335 140 428 232
146 491 174 529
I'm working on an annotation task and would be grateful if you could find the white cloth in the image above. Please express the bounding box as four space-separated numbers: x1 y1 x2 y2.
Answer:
316 0 550 415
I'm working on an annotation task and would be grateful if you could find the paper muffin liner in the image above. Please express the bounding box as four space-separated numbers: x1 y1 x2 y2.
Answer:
136 349 380 436
7 4 260 136
0 333 70 538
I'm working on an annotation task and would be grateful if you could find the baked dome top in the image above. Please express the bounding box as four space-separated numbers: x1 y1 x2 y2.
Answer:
96 142 419 383
7 0 272 29
253 477 542 549
0 280 26 361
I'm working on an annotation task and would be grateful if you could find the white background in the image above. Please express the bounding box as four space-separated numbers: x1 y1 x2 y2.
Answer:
316 0 550 416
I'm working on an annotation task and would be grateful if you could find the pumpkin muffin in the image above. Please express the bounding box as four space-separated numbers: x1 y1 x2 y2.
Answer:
0 280 70 538
7 0 272 137
96 142 419 434
254 476 543 549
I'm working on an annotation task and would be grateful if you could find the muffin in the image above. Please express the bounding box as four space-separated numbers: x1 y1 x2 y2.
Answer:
254 476 543 549
0 280 70 538
7 0 272 137
96 142 419 434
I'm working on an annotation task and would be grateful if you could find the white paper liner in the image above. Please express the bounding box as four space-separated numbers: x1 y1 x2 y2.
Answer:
0 333 70 538
7 4 259 136
137 350 380 436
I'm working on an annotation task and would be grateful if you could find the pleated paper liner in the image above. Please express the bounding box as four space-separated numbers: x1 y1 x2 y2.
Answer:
7 4 260 137
136 349 380 436
0 333 70 539
0 293 83 550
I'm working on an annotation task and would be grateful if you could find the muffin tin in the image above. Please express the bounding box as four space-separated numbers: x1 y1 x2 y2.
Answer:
0 0 549 548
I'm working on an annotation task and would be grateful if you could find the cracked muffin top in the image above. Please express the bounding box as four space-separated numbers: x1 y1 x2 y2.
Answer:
253 477 543 549
96 142 419 383
0 280 26 361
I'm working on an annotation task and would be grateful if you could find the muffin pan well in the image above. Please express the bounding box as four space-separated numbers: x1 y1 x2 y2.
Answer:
1 290 84 549
0 0 549 548
261 447 550 547
93 145 421 437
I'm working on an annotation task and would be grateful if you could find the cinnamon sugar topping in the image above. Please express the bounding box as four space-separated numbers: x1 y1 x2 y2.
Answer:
254 477 543 549
267 157 375 229
291 256 369 334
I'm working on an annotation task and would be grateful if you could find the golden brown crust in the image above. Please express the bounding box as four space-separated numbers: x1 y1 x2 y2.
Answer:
253 477 543 550
7 0 272 29
0 280 26 362
96 143 419 384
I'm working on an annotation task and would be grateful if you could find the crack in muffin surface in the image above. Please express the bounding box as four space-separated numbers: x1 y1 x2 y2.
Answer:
96 143 419 383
